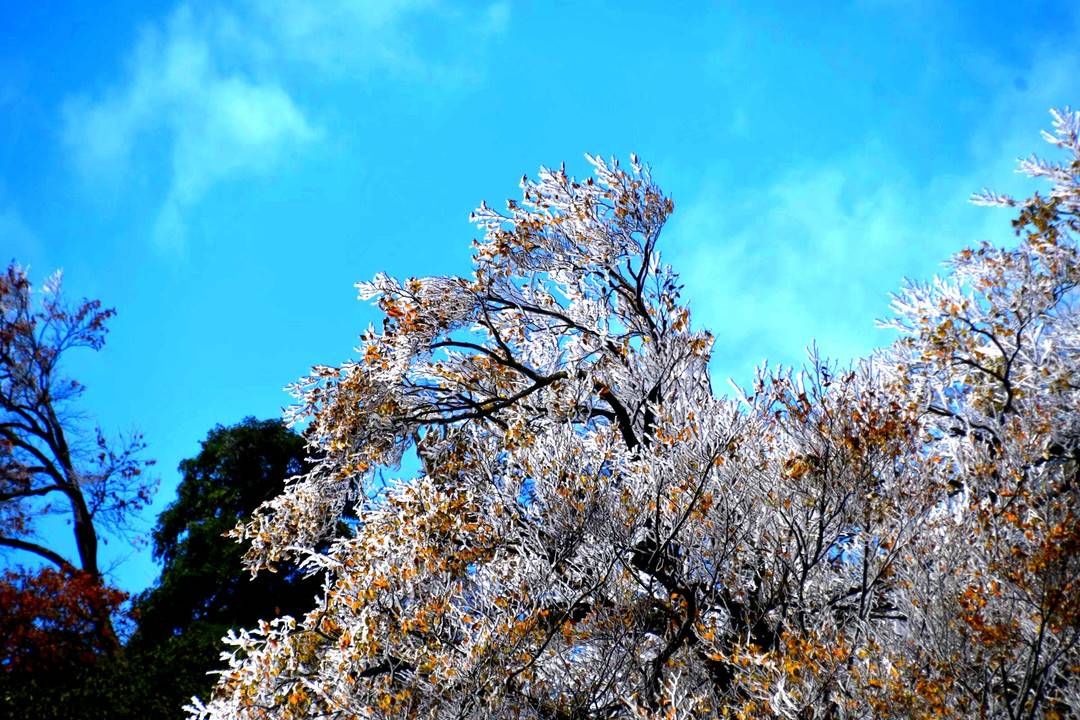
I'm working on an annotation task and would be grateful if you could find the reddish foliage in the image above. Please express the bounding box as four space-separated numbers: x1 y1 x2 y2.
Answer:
0 567 128 673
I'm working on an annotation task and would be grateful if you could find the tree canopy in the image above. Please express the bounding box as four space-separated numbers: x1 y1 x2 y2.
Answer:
0 566 129 674
135 417 315 646
188 111 1080 719
111 417 319 719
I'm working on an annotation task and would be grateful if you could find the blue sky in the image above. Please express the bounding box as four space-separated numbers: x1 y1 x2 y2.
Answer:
2 1 1078 594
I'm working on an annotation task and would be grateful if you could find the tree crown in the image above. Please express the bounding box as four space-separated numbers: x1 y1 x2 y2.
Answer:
191 111 1080 720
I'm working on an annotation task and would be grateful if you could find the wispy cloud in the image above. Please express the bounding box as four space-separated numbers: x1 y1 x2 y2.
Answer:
667 46 1080 384
62 1 510 251
667 152 952 381
63 6 317 251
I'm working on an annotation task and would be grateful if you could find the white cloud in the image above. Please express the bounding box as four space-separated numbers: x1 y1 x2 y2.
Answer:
62 0 509 251
666 156 949 381
667 47 1080 385
64 6 317 251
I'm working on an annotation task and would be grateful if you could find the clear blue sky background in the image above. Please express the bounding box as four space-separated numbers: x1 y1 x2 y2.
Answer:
2 1 1078 595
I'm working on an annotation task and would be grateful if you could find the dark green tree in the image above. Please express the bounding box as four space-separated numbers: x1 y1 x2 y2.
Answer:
127 417 322 717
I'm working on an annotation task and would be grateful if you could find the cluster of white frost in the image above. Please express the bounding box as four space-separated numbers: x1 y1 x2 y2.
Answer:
190 111 1080 719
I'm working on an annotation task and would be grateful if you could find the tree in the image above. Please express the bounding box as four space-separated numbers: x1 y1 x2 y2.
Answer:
0 566 137 718
191 111 1080 720
127 418 321 718
0 566 129 674
0 264 154 648
136 417 315 643
877 109 1080 718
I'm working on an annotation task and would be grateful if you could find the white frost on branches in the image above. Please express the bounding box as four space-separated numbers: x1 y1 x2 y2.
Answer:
191 112 1080 720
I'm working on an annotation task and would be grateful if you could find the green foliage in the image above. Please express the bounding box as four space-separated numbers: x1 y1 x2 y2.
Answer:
135 417 314 645
123 418 320 716
0 627 242 720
